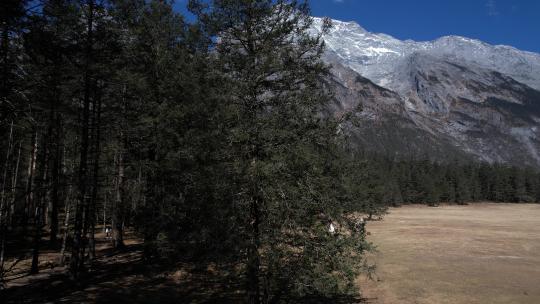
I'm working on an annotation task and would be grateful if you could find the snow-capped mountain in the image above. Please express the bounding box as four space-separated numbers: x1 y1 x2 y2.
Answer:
314 18 540 167
313 18 540 94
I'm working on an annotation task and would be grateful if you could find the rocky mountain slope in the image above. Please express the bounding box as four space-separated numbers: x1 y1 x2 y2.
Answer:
314 18 540 167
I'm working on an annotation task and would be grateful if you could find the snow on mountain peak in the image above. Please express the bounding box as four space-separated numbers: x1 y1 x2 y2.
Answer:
313 17 540 92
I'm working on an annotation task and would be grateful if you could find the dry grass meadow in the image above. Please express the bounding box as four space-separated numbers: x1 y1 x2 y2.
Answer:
360 203 540 304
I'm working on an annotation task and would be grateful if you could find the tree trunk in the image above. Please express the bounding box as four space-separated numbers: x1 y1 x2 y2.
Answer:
31 129 50 274
30 206 43 274
247 197 261 304
23 131 38 232
70 0 94 277
142 157 158 263
9 141 22 226
60 190 71 266
1 121 14 216
113 150 125 249
89 92 101 259
0 121 13 276
102 191 107 234
49 114 62 246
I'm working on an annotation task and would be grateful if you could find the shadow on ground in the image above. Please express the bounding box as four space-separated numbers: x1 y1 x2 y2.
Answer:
2 242 369 303
2 243 243 303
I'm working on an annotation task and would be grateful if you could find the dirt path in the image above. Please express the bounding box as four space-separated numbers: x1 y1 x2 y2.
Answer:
359 203 540 304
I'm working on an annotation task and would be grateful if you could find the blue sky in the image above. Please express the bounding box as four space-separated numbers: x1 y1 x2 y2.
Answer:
174 0 540 53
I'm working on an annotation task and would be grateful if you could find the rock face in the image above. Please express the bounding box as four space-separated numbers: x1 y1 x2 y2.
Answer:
314 18 540 167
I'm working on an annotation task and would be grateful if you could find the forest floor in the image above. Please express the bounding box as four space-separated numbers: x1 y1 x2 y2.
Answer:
1 231 245 303
359 203 540 304
1 231 361 303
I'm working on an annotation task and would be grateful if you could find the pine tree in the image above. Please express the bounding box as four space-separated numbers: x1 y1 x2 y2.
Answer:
109 0 227 260
191 1 367 301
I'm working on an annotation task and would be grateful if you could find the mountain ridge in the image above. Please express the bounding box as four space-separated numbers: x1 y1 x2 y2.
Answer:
320 18 540 57
315 17 540 168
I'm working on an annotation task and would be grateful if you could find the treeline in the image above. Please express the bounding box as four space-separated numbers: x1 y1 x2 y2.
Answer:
0 0 370 301
347 153 540 217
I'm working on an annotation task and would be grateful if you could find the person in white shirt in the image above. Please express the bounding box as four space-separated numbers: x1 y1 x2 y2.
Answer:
105 227 111 239
328 220 335 234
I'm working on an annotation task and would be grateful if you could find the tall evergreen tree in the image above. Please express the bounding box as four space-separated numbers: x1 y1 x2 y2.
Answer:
191 0 368 302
